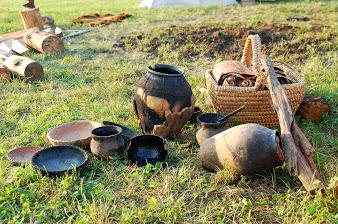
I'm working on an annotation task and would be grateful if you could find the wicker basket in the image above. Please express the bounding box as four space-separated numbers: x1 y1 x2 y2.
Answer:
205 35 305 128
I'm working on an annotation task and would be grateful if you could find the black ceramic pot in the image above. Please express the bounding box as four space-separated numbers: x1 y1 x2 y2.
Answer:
133 64 194 137
196 113 228 145
126 135 168 167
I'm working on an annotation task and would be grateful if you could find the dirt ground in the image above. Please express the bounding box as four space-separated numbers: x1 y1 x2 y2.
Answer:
116 23 334 62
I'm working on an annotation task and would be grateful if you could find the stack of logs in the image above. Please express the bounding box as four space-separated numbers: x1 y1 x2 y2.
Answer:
0 0 64 81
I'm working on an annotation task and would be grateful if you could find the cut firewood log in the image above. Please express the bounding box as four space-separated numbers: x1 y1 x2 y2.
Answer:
10 40 29 55
24 31 64 54
297 96 331 121
261 55 323 193
20 7 44 29
0 48 16 58
3 55 43 81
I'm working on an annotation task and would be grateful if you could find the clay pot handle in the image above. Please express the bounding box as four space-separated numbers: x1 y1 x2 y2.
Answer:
224 105 246 120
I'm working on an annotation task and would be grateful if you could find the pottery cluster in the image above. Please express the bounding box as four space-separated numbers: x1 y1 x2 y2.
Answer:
8 63 285 177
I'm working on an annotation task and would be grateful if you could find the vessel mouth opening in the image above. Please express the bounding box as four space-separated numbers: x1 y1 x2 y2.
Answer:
152 67 180 75
197 113 226 125
148 64 183 76
92 126 121 137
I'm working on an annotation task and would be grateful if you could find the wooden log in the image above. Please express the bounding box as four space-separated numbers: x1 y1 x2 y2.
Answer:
3 55 43 81
0 28 38 43
24 31 64 54
10 40 29 55
20 7 44 29
261 55 323 193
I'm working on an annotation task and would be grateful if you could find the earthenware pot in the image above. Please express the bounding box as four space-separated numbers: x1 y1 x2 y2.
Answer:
196 113 227 146
196 105 245 145
133 64 194 138
102 121 138 143
90 125 125 159
200 123 284 175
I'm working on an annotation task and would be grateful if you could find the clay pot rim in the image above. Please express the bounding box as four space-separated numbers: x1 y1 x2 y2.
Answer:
91 125 123 138
147 64 184 77
197 113 227 126
128 134 165 146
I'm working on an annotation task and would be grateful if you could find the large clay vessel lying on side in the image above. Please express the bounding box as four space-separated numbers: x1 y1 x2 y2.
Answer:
133 64 195 139
200 123 284 175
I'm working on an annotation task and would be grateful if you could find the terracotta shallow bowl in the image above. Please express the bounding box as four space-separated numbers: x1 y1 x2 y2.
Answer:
7 146 41 165
31 146 88 176
47 120 102 148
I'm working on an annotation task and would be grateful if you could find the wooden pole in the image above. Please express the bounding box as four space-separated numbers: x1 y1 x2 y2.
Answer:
3 55 43 81
24 31 64 54
20 7 44 29
262 55 323 193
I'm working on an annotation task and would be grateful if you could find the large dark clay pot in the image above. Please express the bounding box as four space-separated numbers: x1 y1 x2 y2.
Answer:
134 64 194 138
200 123 284 175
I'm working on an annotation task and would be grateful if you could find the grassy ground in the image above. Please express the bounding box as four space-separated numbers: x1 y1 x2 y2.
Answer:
1 0 337 223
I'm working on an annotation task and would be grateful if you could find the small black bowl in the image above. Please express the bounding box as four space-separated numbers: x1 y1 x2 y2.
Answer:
197 113 227 127
31 146 88 176
126 135 168 167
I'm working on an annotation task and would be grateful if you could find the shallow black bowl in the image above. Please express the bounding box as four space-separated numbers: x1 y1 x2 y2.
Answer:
126 135 168 167
197 113 227 126
31 146 88 176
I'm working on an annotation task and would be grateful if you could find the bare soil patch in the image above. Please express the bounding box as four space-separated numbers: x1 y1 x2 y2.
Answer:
116 24 334 61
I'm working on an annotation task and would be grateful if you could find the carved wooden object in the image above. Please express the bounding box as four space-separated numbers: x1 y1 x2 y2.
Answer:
262 55 323 193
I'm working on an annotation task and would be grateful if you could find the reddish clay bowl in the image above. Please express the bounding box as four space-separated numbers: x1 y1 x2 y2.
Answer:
7 146 41 165
47 120 102 149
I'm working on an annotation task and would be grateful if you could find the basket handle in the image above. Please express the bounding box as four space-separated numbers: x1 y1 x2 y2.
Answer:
241 35 267 90
241 34 262 71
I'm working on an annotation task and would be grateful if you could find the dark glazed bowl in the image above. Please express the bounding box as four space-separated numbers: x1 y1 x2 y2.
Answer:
197 113 227 127
31 146 88 176
126 135 168 167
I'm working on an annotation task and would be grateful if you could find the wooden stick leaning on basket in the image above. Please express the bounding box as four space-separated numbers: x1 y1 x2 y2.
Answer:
260 55 323 193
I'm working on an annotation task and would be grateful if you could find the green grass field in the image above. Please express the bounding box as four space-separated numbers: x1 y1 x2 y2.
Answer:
0 0 337 223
